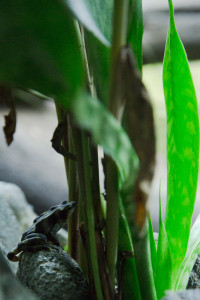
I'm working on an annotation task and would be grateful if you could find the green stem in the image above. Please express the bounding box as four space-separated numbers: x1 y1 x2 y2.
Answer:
132 222 157 300
54 104 79 259
67 124 79 260
106 0 129 286
72 126 103 300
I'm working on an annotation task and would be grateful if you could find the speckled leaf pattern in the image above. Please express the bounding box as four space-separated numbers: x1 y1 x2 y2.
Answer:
163 0 199 280
175 214 200 290
73 93 139 194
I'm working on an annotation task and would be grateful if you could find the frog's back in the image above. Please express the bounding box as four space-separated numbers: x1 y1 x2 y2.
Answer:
22 210 54 240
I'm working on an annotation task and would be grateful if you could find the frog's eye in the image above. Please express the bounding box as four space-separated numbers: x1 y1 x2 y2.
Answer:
62 201 67 204
50 206 56 211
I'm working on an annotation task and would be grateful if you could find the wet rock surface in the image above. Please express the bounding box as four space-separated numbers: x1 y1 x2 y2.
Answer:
17 248 89 300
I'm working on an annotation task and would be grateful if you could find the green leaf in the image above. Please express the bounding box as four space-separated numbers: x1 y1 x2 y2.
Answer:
84 32 110 104
163 0 199 279
65 0 110 46
65 0 113 105
156 191 172 299
73 92 139 194
175 214 200 290
0 0 83 105
128 0 143 71
149 216 157 287
118 197 141 300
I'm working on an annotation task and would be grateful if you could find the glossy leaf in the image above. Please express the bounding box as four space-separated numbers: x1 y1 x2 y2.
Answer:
175 214 200 290
73 92 139 193
156 191 172 299
163 0 199 279
0 0 83 106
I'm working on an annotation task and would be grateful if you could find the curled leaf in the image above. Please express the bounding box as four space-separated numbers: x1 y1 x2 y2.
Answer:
0 85 16 145
121 47 156 231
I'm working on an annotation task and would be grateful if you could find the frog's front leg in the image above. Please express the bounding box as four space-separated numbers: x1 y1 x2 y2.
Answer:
18 233 48 252
47 231 61 247
7 233 48 262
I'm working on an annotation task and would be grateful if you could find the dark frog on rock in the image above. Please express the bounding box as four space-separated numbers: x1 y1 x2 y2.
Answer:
7 201 76 262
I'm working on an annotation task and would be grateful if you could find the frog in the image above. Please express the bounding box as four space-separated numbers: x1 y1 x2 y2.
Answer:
7 200 76 262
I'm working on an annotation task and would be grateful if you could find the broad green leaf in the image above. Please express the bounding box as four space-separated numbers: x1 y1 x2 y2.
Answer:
65 0 112 104
163 0 199 279
65 0 110 46
0 0 83 105
83 0 113 42
156 191 172 299
73 92 139 193
175 214 200 290
84 32 110 104
118 197 141 300
128 0 143 71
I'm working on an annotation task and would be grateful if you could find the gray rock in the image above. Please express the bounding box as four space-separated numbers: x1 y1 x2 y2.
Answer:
0 181 37 232
0 180 68 247
17 248 89 300
0 247 38 300
162 290 200 300
0 183 22 273
187 255 200 289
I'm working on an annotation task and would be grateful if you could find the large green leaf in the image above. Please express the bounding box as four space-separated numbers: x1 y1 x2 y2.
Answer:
163 0 199 279
84 32 110 104
65 0 112 104
73 92 139 193
0 0 83 105
175 214 200 290
128 0 143 71
65 0 111 45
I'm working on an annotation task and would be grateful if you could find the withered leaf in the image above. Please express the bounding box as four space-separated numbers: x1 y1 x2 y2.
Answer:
51 120 76 160
119 47 156 232
0 85 16 145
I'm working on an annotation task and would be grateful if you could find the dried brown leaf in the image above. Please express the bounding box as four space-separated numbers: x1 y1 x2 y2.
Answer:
0 86 16 145
119 47 156 231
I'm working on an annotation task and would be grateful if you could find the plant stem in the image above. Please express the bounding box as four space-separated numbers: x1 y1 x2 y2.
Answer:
54 104 79 259
72 126 103 300
106 0 129 286
133 222 157 300
67 124 79 260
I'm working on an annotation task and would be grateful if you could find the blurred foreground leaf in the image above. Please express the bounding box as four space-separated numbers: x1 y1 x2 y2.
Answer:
0 0 83 105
